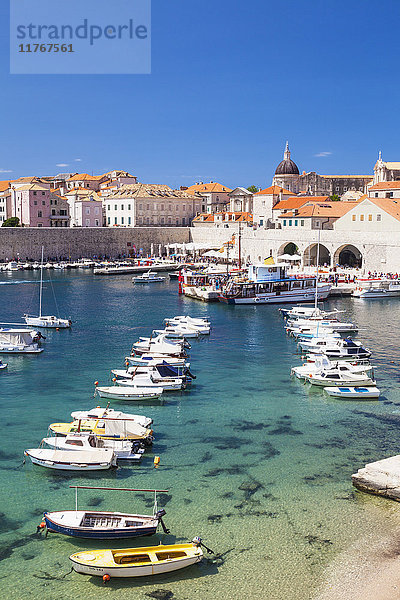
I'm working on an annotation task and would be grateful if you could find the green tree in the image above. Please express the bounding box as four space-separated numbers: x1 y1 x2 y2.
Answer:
247 185 259 194
1 217 21 227
329 194 340 202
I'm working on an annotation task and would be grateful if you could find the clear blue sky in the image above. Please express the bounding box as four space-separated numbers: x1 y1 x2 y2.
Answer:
1 0 399 189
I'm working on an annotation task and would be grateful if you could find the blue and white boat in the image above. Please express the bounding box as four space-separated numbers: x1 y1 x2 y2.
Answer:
42 486 170 539
218 264 331 305
324 386 381 399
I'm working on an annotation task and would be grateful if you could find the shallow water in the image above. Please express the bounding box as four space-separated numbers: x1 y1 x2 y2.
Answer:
1 270 400 599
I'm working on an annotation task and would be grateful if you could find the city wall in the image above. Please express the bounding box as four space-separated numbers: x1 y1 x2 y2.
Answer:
0 227 190 261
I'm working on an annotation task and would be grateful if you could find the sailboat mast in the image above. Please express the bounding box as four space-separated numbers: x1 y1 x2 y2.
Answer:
39 246 44 318
314 229 320 310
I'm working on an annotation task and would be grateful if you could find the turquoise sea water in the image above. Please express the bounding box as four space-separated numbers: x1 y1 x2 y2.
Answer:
2 270 400 599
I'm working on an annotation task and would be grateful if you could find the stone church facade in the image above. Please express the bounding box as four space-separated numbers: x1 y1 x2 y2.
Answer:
272 143 372 197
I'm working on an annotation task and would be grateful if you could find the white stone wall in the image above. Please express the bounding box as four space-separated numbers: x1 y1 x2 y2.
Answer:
334 199 400 233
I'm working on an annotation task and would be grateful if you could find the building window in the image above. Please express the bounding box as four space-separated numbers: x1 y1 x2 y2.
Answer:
168 217 171 224
128 204 131 210
95 219 99 226
33 191 37 196
375 193 378 198
121 205 124 210
139 203 143 210
114 217 117 224
283 219 286 226
176 218 179 225
368 214 372 221
183 205 186 211
108 205 110 211
107 217 110 225
343 187 347 192
146 204 150 210
377 214 381 221
336 187 340 191
51 209 56 215
121 216 124 224
289 219 292 226
42 201 45 205
128 217 131 225
182 218 186 225
38 211 42 217
160 217 164 224
352 215 356 221
85 218 90 226
294 219 298 226
114 205 117 210
42 191 45 196
34 200 37 205
360 214 364 221
37 223 42 227
259 219 264 226
161 204 164 211
315 220 320 227
301 220 304 226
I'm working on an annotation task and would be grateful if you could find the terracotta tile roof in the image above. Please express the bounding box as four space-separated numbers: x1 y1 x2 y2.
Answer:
369 181 400 190
273 196 330 211
279 201 357 219
320 175 372 179
0 181 11 193
193 211 253 223
382 162 400 170
13 184 49 191
255 185 293 195
107 184 198 200
185 183 232 194
67 173 105 181
367 197 400 221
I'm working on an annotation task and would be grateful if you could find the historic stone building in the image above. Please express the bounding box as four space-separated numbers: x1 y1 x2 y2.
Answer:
373 152 400 183
272 143 372 197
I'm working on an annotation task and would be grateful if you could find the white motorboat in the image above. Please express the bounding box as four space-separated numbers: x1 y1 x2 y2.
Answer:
24 448 117 471
301 338 371 359
49 417 153 443
287 318 357 333
117 374 184 391
324 386 381 399
164 316 211 334
42 433 145 462
291 328 341 341
132 334 187 356
298 336 344 351
24 247 71 329
353 280 400 299
280 306 334 319
71 407 153 429
96 386 163 402
291 356 373 379
153 326 200 339
0 328 43 353
5 261 20 271
306 369 375 387
133 271 165 284
125 355 189 368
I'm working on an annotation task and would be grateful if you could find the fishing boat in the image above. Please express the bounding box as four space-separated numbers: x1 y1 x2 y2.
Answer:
96 386 163 402
324 386 381 399
42 485 170 539
0 328 43 353
49 417 154 444
291 356 373 379
306 369 375 387
42 433 145 462
353 279 400 299
218 264 331 305
133 271 165 284
70 538 204 577
71 407 153 429
24 248 71 328
24 448 117 471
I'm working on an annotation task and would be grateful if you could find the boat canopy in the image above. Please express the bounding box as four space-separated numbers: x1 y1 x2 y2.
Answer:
0 329 33 345
102 419 149 438
156 362 185 378
247 264 288 283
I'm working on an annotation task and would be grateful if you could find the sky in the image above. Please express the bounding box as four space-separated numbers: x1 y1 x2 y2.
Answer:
1 0 400 189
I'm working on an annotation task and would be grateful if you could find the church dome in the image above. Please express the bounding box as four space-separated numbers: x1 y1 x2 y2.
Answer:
274 142 299 176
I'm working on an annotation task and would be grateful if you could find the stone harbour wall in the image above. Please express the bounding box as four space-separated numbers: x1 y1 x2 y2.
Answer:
0 227 190 261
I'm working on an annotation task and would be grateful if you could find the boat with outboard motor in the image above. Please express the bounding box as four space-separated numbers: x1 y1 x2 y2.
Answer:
218 263 331 305
125 355 190 368
0 328 44 353
49 417 154 444
24 447 117 471
42 485 170 539
305 368 375 387
324 386 381 399
291 355 374 380
302 337 371 359
132 334 188 356
286 318 358 334
164 315 211 334
153 326 199 339
41 433 145 462
96 385 163 401
70 406 153 429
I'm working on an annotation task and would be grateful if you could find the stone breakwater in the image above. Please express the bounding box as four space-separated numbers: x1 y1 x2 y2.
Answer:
0 227 190 261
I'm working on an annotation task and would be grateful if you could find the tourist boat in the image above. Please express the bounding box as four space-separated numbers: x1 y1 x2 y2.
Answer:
303 338 371 359
324 386 381 399
180 268 225 302
43 485 169 539
49 417 154 444
291 356 373 379
71 406 153 429
24 248 71 329
218 264 331 305
24 448 117 471
305 369 375 387
353 279 400 299
132 271 165 284
298 336 345 351
41 433 145 462
0 328 44 353
96 385 163 402
69 538 204 577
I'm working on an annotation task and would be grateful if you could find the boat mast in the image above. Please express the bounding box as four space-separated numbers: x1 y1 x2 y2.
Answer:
39 246 44 318
314 229 320 310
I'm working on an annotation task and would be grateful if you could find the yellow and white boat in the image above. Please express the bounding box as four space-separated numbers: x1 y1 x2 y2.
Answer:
49 418 153 445
69 539 204 578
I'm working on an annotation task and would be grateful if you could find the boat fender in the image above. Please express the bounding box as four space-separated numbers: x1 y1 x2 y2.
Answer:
94 381 99 386
103 574 111 585
36 520 46 534
154 456 160 468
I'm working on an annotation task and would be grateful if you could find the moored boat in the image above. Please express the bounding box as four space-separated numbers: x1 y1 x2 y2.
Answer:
133 271 165 284
24 448 117 471
71 406 153 429
324 386 381 399
96 386 163 401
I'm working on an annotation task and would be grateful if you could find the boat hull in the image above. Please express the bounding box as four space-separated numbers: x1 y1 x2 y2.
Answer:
219 289 330 305
44 512 158 539
70 552 202 577
325 386 381 398
96 387 162 401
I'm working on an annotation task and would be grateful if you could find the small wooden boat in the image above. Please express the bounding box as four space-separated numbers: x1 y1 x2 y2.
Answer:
96 385 163 401
324 386 381 399
24 448 117 471
49 418 153 444
42 485 170 539
70 539 204 577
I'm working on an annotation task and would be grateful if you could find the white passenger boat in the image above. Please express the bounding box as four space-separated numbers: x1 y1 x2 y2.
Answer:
70 538 204 577
24 248 71 328
96 386 163 401
24 448 117 471
291 356 373 379
0 328 43 353
133 271 165 284
324 386 381 399
42 433 145 462
71 407 153 429
306 369 375 387
353 279 400 299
